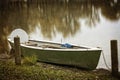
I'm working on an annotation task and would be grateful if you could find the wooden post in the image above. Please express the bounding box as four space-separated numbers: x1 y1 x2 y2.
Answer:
110 40 118 77
14 36 21 65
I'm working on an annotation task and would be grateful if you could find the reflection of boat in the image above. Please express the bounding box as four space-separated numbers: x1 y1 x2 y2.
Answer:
8 39 101 70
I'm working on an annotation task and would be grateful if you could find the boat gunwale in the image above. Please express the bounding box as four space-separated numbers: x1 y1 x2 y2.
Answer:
21 44 101 51
8 39 102 51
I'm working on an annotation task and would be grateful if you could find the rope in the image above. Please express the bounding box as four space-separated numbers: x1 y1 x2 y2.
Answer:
101 50 111 70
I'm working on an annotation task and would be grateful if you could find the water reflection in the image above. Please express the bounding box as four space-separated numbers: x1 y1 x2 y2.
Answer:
0 0 120 53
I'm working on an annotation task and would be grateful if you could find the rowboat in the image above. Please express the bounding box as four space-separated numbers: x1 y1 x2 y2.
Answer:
8 38 101 70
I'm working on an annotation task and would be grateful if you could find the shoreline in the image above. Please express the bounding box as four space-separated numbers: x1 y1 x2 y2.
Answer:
0 53 119 80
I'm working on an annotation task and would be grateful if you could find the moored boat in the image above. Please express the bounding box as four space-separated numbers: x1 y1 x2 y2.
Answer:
8 39 101 70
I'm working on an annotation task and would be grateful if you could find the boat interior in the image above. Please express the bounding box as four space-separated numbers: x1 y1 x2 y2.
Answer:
24 40 90 49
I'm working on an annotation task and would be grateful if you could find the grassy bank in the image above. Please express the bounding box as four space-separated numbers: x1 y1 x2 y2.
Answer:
0 59 119 80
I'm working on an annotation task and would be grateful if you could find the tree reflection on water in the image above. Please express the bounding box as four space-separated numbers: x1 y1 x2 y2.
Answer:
0 0 120 53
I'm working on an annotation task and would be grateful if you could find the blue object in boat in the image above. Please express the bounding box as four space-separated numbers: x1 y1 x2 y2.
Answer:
61 43 73 48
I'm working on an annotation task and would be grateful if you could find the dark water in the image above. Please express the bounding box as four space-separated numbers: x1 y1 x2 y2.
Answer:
0 0 120 70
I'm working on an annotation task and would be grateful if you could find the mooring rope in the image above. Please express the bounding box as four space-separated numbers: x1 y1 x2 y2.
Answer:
101 50 111 70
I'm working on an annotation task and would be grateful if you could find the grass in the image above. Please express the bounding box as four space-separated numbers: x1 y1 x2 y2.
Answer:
22 55 37 65
0 56 119 80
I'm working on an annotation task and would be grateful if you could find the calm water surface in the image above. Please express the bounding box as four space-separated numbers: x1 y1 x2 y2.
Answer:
0 1 120 70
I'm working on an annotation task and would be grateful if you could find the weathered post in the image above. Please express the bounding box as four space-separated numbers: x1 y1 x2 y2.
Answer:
110 40 118 77
14 36 21 65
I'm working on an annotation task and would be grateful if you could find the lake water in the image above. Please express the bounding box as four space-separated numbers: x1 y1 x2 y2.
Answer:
0 1 120 70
